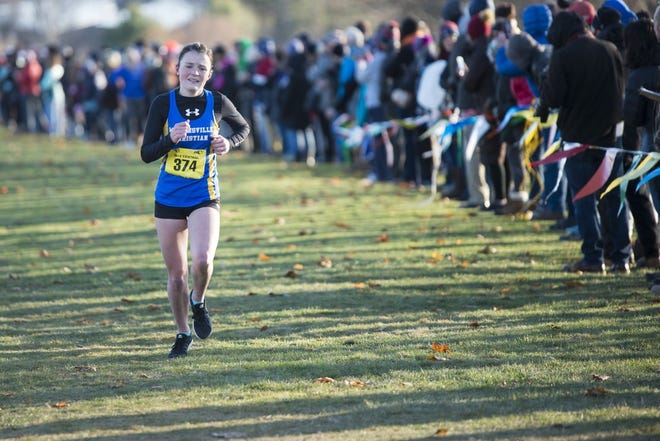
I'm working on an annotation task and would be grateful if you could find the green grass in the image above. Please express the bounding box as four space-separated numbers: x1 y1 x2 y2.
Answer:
0 129 658 441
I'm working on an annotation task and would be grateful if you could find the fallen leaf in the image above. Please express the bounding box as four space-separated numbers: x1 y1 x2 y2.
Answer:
40 249 50 258
146 304 162 311
585 386 608 396
293 263 304 270
258 253 272 261
51 401 69 408
431 343 451 353
318 256 333 268
334 222 350 229
566 280 587 288
284 270 298 278
121 298 136 304
468 321 480 328
376 234 389 243
313 377 336 383
74 365 97 372
260 325 269 332
433 428 448 437
479 245 497 254
347 380 365 387
592 374 610 382
354 282 367 289
427 355 449 361
126 272 142 281
113 308 125 313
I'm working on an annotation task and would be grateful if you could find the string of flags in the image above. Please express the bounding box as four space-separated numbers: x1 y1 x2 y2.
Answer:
332 106 659 204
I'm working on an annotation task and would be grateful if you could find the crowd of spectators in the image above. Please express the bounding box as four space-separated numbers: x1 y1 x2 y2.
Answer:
1 0 659 288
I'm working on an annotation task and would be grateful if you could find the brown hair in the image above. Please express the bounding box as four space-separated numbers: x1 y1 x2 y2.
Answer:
177 42 213 66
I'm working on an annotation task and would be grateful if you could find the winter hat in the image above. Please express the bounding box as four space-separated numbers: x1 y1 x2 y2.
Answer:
568 1 596 26
469 0 495 17
597 6 622 28
602 0 638 25
522 4 553 44
439 20 460 40
557 0 575 9
506 32 539 72
467 14 491 40
286 38 305 57
376 20 400 51
442 0 463 24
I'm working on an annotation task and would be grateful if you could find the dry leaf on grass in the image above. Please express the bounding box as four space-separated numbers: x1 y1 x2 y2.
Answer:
431 343 451 353
585 386 608 396
313 377 336 383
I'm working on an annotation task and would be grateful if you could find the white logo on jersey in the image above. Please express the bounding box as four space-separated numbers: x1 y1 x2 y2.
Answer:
185 108 200 117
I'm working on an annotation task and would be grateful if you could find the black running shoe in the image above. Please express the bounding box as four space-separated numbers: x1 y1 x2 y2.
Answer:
190 291 212 339
168 333 192 359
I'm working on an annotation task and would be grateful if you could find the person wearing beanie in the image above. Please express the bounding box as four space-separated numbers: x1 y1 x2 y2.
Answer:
556 0 575 10
542 10 631 273
522 4 553 45
469 0 495 17
442 0 464 24
507 32 552 91
438 21 460 60
568 1 596 26
461 12 496 209
384 15 425 187
602 0 637 25
593 6 625 52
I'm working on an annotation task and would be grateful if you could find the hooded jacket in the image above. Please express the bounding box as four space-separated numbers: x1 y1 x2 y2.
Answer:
522 4 553 44
542 11 624 146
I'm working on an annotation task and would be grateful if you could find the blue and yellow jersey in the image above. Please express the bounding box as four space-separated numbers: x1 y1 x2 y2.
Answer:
155 90 219 207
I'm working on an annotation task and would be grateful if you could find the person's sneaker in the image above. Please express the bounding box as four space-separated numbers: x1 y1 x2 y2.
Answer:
563 260 606 274
610 262 631 274
190 291 212 339
531 207 565 221
168 333 193 359
637 256 660 269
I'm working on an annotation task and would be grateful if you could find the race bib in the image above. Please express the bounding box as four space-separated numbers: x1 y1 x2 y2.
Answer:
164 148 205 179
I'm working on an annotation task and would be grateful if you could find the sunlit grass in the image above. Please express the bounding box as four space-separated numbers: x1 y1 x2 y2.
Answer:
0 128 658 440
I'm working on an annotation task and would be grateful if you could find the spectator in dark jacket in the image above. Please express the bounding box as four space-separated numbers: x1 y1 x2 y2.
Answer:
542 11 631 274
622 19 660 269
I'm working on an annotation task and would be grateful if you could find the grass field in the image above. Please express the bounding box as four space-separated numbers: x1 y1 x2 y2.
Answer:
0 129 658 440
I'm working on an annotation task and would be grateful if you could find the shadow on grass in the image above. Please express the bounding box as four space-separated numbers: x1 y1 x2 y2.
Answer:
1 389 657 440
